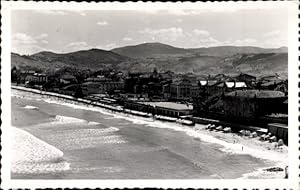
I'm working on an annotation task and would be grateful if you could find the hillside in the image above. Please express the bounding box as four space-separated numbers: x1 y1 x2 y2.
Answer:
124 53 287 78
112 43 287 59
111 42 192 59
12 49 132 71
11 43 288 78
189 46 288 57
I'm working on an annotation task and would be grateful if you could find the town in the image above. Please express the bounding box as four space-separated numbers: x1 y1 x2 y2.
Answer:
11 66 288 145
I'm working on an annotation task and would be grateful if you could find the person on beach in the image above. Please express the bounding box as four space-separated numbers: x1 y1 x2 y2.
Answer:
242 146 243 151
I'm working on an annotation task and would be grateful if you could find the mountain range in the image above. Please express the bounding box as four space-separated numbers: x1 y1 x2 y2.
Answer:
11 42 288 78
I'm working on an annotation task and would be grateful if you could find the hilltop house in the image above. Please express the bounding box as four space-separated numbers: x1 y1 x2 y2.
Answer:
25 73 48 84
19 70 35 83
82 77 124 96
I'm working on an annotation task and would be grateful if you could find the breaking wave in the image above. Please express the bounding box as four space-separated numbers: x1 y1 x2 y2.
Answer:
23 105 39 110
11 126 70 174
50 115 100 126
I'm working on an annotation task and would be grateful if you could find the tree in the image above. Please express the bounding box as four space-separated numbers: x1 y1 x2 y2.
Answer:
74 86 84 98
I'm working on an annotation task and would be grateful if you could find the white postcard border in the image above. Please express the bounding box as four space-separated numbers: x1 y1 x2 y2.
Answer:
1 1 299 189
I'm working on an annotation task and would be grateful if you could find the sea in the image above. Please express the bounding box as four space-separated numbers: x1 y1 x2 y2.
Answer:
11 89 277 179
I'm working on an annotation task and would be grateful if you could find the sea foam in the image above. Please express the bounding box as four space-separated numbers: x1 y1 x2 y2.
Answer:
11 126 70 174
49 115 100 126
23 105 39 110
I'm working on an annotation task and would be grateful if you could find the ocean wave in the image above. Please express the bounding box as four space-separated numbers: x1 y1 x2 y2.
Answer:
53 115 87 124
11 126 70 174
44 128 125 150
23 105 39 110
49 115 100 126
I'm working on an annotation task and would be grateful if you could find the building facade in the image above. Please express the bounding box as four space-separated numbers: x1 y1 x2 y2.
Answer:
25 73 48 83
82 81 124 95
170 78 191 100
223 90 286 123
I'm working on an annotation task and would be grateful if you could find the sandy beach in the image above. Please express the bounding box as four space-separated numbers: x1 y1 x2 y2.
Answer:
11 89 288 179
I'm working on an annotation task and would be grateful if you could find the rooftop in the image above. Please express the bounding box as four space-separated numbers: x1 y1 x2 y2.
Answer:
268 123 288 129
217 81 247 88
199 80 218 86
139 101 193 110
225 90 286 98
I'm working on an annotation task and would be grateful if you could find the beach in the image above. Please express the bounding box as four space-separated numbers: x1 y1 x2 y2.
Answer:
11 89 288 179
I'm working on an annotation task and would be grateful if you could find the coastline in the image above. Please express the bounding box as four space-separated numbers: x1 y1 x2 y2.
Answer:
11 86 288 179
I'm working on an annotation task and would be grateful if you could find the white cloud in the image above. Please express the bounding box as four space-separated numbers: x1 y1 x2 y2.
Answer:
263 30 281 37
139 27 184 42
11 33 52 54
12 33 38 44
176 18 183 23
262 30 287 48
123 37 133 41
12 44 54 55
40 40 49 44
12 33 49 45
227 38 258 46
35 33 48 40
96 21 108 26
192 29 210 37
104 43 118 50
64 41 91 52
137 27 222 47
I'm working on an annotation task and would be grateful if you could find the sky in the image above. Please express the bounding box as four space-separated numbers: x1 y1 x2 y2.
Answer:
11 7 288 55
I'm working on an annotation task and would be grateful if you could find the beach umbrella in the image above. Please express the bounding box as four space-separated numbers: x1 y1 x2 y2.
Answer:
250 132 258 138
259 134 266 141
269 136 277 143
245 130 251 136
223 127 232 133
216 126 223 131
264 135 270 141
239 130 245 136
206 124 211 129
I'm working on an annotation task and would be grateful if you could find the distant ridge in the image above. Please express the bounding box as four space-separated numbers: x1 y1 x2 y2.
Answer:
112 43 287 58
189 46 288 57
11 42 288 78
12 48 132 71
111 42 191 58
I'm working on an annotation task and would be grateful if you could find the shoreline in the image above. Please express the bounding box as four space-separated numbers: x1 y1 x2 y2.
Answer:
11 86 288 178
